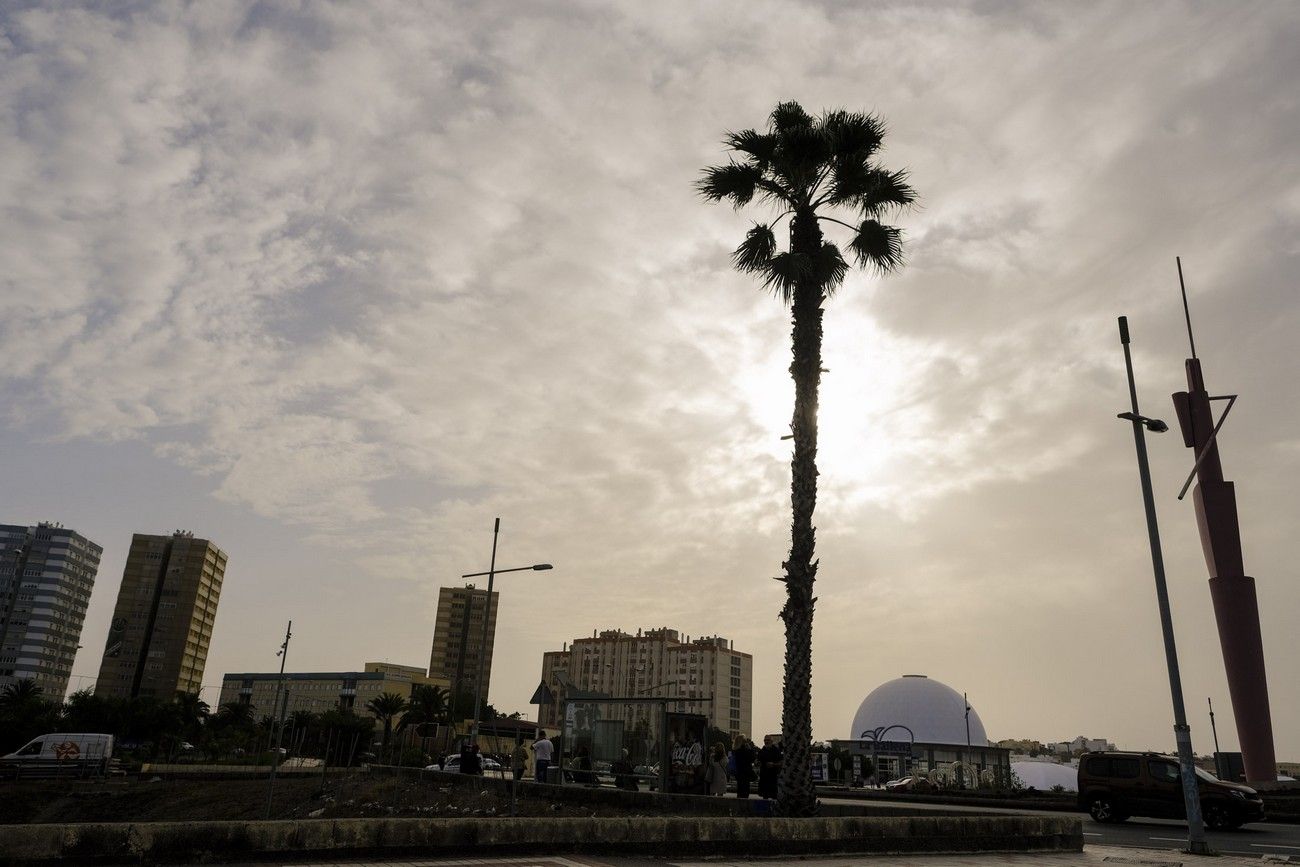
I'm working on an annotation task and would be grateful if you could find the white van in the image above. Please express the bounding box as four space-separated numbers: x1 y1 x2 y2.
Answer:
1 733 115 776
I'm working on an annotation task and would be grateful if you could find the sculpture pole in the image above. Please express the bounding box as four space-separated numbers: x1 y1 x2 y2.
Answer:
1170 258 1276 783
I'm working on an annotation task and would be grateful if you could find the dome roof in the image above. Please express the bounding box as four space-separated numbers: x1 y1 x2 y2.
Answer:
850 675 988 747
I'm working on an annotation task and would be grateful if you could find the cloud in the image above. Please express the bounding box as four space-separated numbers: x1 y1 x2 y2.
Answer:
1 1 1297 755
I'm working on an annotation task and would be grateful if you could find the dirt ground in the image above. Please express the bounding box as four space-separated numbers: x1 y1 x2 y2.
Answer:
0 773 674 824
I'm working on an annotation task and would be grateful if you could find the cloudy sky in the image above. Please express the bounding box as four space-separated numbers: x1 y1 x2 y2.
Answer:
2 1 1297 759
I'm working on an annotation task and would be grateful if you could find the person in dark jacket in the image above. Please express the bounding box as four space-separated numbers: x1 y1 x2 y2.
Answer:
611 748 638 791
757 735 782 799
571 745 597 786
732 735 755 799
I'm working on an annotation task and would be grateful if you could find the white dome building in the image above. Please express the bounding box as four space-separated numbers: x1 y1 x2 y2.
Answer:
830 675 1010 789
850 674 988 746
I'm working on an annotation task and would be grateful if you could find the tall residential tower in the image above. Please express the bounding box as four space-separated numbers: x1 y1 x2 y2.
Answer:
428 584 497 709
95 531 227 700
0 522 103 697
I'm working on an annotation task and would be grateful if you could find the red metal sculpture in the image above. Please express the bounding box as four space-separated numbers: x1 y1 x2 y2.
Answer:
1170 259 1276 783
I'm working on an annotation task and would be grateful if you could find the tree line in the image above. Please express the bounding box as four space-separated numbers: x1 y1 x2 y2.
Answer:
0 680 504 766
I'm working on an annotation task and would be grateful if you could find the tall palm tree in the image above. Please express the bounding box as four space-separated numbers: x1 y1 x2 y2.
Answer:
698 102 915 816
365 692 409 762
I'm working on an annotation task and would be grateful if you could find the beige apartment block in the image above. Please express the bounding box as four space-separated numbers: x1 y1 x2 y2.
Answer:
95 531 227 700
218 661 442 716
537 627 753 737
428 584 498 703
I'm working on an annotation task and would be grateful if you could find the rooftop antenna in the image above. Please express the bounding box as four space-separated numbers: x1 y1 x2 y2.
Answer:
1176 256 1197 361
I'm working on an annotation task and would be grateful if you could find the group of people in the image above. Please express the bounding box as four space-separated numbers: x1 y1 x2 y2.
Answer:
450 730 553 780
705 734 783 798
467 728 785 800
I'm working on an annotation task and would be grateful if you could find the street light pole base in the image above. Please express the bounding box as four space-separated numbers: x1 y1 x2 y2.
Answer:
1185 842 1214 857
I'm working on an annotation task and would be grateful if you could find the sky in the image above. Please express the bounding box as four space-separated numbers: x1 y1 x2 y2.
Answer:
1 1 1297 760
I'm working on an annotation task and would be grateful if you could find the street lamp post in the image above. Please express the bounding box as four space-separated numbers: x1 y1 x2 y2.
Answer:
265 620 292 820
1116 316 1209 855
462 517 552 747
1208 697 1222 777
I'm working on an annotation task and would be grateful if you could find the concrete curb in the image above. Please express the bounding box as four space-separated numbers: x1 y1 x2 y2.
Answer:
0 814 1082 865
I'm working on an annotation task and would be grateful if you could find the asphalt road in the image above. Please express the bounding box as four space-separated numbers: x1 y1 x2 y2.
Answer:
1080 816 1300 857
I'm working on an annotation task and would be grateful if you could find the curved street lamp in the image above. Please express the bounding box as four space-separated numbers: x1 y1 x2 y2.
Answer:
1115 316 1208 855
462 518 552 746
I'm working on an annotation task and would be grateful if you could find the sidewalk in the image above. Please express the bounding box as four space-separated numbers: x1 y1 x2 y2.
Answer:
670 845 1290 864
218 846 1293 866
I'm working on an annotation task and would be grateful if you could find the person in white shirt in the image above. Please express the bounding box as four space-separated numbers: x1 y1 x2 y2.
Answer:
532 731 554 783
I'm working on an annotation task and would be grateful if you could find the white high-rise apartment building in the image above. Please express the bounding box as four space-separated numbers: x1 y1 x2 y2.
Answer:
538 627 753 737
0 522 103 697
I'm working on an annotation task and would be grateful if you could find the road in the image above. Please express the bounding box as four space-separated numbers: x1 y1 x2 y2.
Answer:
826 793 1300 857
1080 816 1300 857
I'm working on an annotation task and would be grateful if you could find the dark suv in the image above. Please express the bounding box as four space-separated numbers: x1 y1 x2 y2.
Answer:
1077 751 1265 830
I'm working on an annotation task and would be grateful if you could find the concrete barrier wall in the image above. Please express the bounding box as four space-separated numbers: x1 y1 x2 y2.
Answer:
0 814 1082 865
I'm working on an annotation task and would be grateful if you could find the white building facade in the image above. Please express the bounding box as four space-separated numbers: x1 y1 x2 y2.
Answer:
537 627 753 737
0 522 103 697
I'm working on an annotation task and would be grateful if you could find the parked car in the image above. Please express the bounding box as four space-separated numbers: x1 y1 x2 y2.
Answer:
428 754 504 773
1077 751 1265 830
0 733 115 777
884 776 934 793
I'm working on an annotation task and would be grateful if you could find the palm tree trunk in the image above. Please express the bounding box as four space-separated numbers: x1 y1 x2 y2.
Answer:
776 210 823 817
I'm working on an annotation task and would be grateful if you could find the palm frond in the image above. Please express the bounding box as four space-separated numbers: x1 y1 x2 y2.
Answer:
857 168 916 216
733 223 777 273
849 219 905 273
726 129 778 165
812 241 849 293
761 251 805 303
823 156 870 207
820 109 885 158
696 161 763 206
772 125 830 198
770 101 813 134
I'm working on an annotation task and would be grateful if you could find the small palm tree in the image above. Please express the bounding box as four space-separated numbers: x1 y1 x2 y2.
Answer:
0 678 44 708
400 684 448 735
366 692 409 762
699 102 915 816
172 690 210 745
215 701 256 729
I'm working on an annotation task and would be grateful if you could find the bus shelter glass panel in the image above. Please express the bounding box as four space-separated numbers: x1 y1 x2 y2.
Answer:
562 699 666 790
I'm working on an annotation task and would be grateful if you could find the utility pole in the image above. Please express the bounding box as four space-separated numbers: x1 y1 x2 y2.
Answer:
1116 317 1209 855
265 620 292 819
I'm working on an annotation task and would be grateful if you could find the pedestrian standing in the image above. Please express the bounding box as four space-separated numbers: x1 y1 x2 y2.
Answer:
532 730 554 783
511 736 529 782
705 742 729 796
732 735 755 799
757 735 782 799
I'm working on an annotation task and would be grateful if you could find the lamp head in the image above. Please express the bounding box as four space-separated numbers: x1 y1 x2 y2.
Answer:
532 563 553 571
1117 412 1168 433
